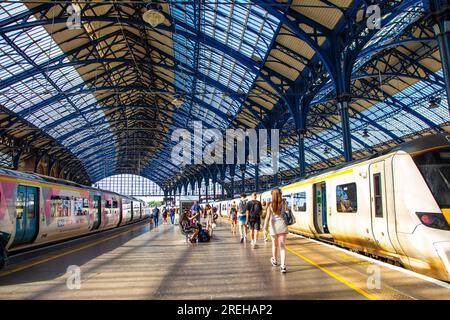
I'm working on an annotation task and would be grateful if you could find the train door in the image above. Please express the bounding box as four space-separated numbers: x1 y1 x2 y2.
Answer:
139 203 142 219
369 161 396 253
92 195 101 230
313 182 328 234
13 185 39 245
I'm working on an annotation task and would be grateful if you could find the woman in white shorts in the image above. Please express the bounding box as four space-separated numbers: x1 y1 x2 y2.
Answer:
263 188 288 273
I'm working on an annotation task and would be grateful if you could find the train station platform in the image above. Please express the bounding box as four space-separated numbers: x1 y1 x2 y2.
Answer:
0 219 449 300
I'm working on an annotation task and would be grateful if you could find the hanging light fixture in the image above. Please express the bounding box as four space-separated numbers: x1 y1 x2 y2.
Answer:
428 97 441 109
171 94 184 107
142 3 165 28
324 147 330 155
362 129 370 138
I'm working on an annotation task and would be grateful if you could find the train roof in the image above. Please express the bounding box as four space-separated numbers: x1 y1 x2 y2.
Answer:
0 166 124 198
265 133 450 193
392 132 450 155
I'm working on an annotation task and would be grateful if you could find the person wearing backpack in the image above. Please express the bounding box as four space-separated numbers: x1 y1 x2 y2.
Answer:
246 192 262 249
237 193 248 243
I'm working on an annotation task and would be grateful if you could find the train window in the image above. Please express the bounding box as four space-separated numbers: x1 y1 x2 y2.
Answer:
105 200 112 209
293 192 307 212
83 199 89 208
336 183 358 213
74 198 84 216
112 201 118 208
16 192 25 219
27 192 35 219
283 196 292 210
373 174 383 218
414 149 450 208
50 196 70 217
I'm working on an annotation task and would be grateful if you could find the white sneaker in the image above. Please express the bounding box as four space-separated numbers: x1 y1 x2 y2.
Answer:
270 257 278 266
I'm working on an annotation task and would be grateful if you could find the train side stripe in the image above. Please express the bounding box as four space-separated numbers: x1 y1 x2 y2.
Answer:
286 246 379 300
0 176 85 193
281 169 353 192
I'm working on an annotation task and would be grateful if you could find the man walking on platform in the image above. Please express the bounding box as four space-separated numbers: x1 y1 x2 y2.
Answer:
237 193 248 243
247 192 262 249
169 206 176 224
153 206 160 226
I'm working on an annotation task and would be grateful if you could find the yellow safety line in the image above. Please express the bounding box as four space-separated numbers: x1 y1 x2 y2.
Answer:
286 246 378 300
0 223 147 278
222 218 377 300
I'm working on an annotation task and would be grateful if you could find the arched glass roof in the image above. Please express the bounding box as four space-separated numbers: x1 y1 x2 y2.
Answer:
0 1 448 190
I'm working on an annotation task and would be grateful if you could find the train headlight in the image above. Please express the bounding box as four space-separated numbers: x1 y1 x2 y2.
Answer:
416 212 450 231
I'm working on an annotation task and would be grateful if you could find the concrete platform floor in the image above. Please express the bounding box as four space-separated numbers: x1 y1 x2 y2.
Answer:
0 219 449 300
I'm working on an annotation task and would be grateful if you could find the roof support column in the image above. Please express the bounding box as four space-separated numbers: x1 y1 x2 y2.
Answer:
431 1 450 111
205 176 209 203
47 158 56 176
298 130 306 179
190 179 196 197
212 174 217 201
163 189 168 205
197 176 203 202
219 166 226 200
229 164 236 199
33 151 45 173
240 164 246 194
12 148 22 170
288 82 308 179
184 181 189 196
339 95 353 162
255 164 259 193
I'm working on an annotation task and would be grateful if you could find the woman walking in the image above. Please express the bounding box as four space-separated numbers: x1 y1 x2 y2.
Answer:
205 204 213 236
229 201 238 234
261 201 268 242
263 188 288 273
162 206 168 224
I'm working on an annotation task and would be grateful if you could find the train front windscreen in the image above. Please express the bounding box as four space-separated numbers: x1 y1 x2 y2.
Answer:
414 148 450 208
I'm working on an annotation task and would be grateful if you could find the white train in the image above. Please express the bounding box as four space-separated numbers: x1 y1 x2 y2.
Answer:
0 170 151 267
212 134 450 281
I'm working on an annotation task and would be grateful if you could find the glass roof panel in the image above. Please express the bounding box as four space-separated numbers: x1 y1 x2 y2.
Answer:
0 2 115 180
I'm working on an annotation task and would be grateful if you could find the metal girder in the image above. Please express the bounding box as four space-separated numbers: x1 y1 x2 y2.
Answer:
0 8 290 112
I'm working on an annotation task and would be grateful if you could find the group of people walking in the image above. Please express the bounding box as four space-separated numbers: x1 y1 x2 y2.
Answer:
152 206 176 226
151 187 290 273
229 188 289 273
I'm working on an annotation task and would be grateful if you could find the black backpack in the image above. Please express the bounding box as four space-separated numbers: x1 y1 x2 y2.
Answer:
249 201 262 220
238 199 247 214
198 229 210 242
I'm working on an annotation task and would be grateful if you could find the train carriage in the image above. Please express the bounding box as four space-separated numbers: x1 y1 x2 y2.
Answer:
0 169 148 267
211 134 450 281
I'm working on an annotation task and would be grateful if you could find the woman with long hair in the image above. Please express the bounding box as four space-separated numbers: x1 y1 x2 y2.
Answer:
205 204 213 236
229 201 238 234
263 188 289 273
